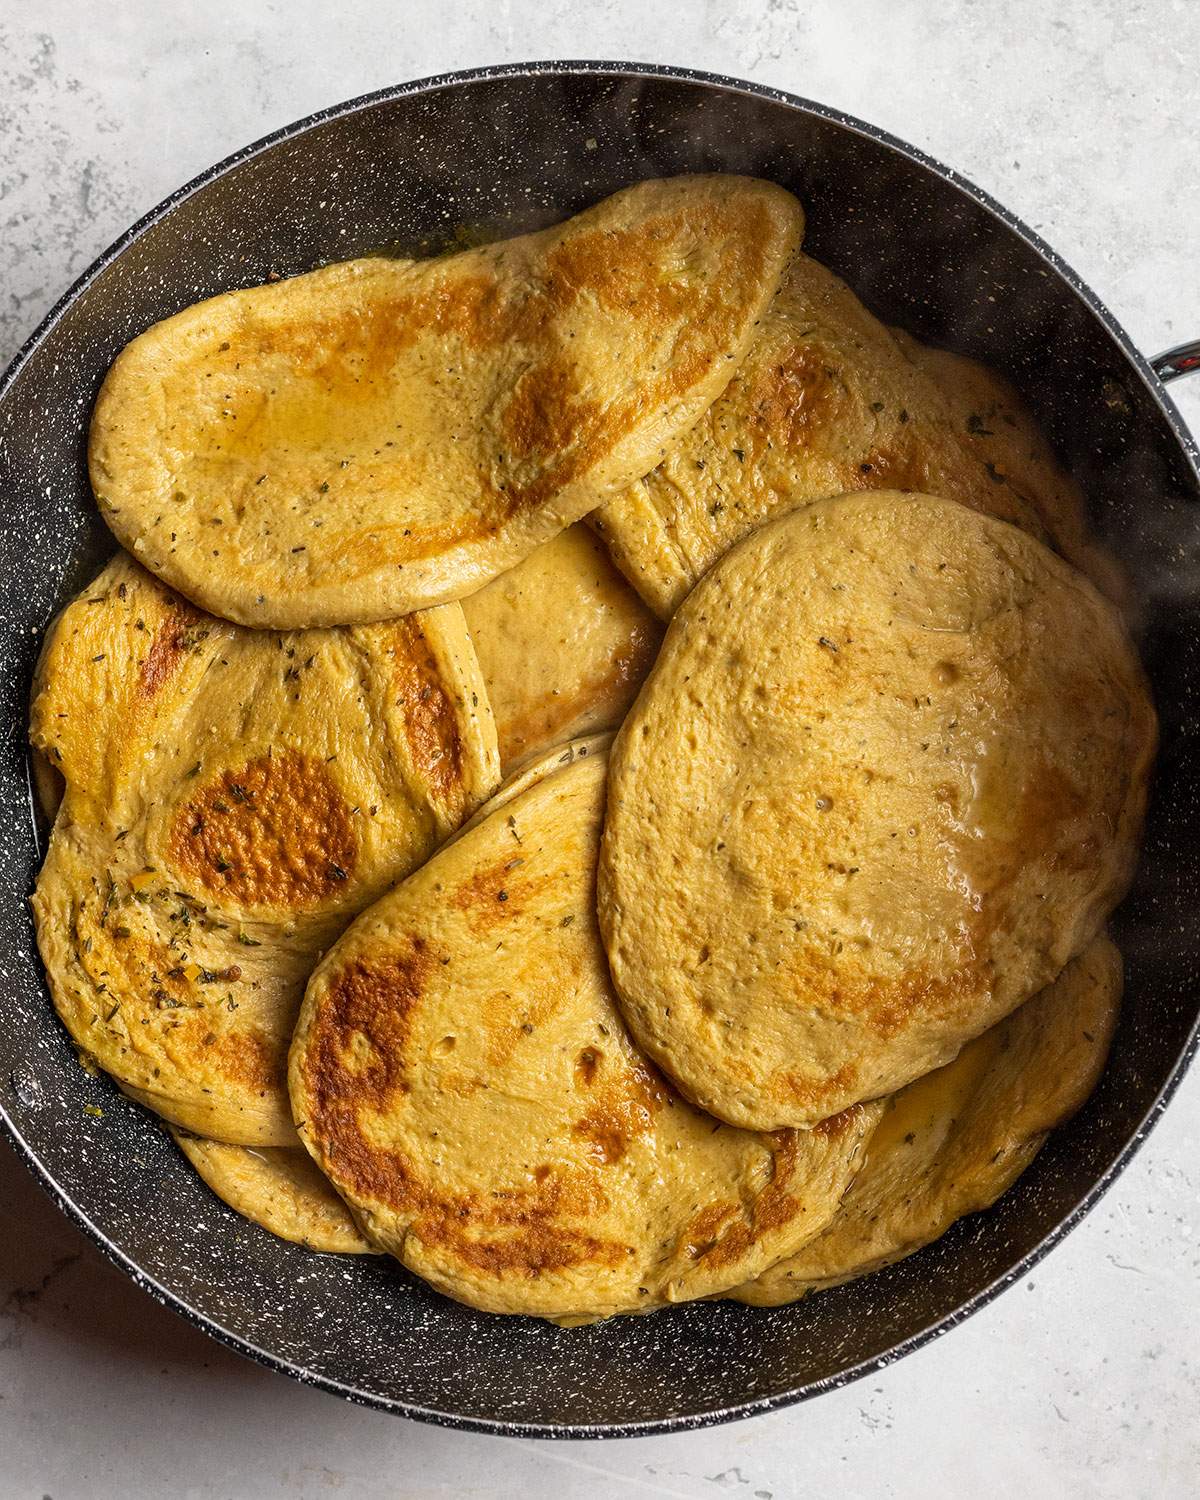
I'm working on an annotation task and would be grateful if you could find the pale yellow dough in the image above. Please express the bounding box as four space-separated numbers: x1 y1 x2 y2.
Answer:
290 750 882 1322
172 1129 378 1254
599 492 1154 1129
462 524 661 770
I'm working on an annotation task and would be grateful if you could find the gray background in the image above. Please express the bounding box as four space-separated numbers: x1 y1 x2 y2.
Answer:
2 2 1198 1495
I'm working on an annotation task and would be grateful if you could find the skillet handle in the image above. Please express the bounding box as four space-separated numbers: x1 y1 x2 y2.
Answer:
1151 340 1200 383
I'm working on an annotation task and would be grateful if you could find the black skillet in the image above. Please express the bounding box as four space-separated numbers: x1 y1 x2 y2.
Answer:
2 62 1198 1438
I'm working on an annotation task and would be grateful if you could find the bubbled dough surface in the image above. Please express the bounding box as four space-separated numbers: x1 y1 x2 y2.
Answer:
599 492 1155 1128
290 751 882 1323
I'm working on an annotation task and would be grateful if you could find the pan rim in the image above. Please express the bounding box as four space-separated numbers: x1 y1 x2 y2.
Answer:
1 57 1197 1441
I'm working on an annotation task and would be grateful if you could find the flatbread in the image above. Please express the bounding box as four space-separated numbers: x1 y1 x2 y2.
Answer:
290 750 882 1322
171 1129 377 1254
592 253 1103 617
90 176 803 627
461 524 661 770
734 933 1121 1302
452 733 614 843
32 553 498 1145
599 492 1155 1128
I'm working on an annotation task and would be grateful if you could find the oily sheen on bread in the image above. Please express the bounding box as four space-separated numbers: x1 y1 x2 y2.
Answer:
90 176 803 627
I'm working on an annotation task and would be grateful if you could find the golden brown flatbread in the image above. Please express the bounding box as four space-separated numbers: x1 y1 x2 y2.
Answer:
734 934 1121 1302
592 253 1103 616
91 177 803 627
32 553 498 1145
290 749 881 1322
599 492 1154 1128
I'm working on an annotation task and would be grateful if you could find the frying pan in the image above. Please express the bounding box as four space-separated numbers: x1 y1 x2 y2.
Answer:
1 61 1197 1439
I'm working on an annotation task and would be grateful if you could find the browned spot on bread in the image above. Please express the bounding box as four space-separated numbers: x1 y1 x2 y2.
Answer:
251 272 502 388
973 758 1092 890
810 1104 866 1139
449 852 549 932
740 339 846 453
76 928 190 1018
303 951 429 1132
777 1061 860 1109
705 329 1044 539
869 961 992 1039
796 949 993 1045
138 600 207 699
845 444 937 499
496 345 713 516
572 1120 630 1167
494 622 661 767
387 617 464 806
846 443 1042 538
168 750 357 908
541 202 775 325
208 1021 282 1092
678 1199 741 1259
500 361 601 476
677 1131 807 1271
324 517 502 574
572 1055 668 1167
438 1070 484 1097
414 1207 626 1279
302 949 627 1277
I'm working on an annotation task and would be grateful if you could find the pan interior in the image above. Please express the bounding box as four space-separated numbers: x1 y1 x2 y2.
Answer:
1 65 1196 1436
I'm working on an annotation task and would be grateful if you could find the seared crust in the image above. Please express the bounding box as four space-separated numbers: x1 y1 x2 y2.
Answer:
90 176 803 627
290 750 882 1322
592 253 1108 617
598 493 1155 1128
31 553 499 1145
734 934 1121 1302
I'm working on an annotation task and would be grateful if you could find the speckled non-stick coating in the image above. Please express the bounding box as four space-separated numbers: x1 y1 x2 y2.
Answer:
1 63 1198 1438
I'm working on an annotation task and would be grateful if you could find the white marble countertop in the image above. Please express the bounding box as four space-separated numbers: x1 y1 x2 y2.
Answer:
2 2 1198 1495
